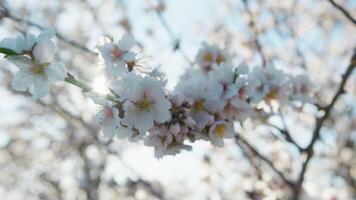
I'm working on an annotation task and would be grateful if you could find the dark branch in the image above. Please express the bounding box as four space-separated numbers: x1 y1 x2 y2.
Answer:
154 8 192 64
235 135 295 187
241 0 267 67
293 49 356 199
328 0 356 25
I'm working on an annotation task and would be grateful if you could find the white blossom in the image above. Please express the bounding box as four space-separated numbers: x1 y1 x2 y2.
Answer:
0 28 55 53
120 74 172 134
10 56 66 99
97 33 136 78
195 43 231 72
144 127 192 158
208 120 235 147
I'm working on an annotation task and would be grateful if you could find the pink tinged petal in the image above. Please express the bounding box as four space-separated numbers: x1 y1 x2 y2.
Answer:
169 123 180 135
163 133 174 148
11 70 33 91
8 56 32 71
32 78 50 99
195 111 214 130
46 62 67 81
33 39 56 64
117 33 135 51
102 118 117 139
184 117 196 127
208 131 225 147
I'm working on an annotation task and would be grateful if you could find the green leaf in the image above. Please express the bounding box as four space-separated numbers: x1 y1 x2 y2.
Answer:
0 47 18 56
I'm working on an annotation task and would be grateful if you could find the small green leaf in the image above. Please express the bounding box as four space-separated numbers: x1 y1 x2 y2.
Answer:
0 47 18 56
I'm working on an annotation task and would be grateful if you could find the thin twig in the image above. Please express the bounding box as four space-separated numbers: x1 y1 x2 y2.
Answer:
0 4 95 55
327 0 356 25
293 49 356 199
154 8 192 64
235 135 295 187
241 0 267 67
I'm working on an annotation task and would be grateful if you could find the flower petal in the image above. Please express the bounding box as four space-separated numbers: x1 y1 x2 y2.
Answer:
32 78 50 98
117 33 135 51
8 56 32 71
102 119 117 139
46 62 67 81
152 99 171 123
38 28 56 40
33 39 56 64
11 70 33 91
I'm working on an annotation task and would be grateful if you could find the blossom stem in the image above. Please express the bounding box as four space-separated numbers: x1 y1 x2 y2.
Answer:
64 73 119 103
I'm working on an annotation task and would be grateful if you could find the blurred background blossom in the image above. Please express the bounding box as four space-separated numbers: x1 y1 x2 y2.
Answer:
0 0 355 199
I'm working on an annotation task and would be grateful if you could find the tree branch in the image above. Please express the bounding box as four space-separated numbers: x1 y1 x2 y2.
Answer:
235 135 295 188
0 4 96 55
328 0 356 25
153 7 192 64
241 0 267 67
293 49 356 199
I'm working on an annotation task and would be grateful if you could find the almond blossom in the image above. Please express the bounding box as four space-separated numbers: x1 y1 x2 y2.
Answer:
97 33 136 79
0 28 66 99
0 29 318 158
208 120 235 147
117 74 172 134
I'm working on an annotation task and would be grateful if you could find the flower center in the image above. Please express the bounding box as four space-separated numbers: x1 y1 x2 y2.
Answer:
203 52 213 63
214 124 226 138
31 65 45 75
136 96 153 112
192 100 205 112
216 53 225 64
103 106 114 118
111 48 124 59
266 88 278 101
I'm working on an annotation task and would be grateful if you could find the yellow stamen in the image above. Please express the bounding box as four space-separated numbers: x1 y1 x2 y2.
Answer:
216 53 225 64
136 96 153 112
215 124 226 138
266 88 278 101
193 100 205 112
31 65 45 75
203 52 213 63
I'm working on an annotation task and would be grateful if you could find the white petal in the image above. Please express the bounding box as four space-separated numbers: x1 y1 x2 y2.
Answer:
102 119 117 139
33 39 56 64
209 132 225 147
123 51 136 62
11 70 33 91
16 36 29 52
236 63 249 74
116 126 130 139
153 99 171 123
32 78 50 98
0 37 19 52
8 56 32 71
25 34 37 49
117 33 135 51
38 28 56 40
46 62 67 81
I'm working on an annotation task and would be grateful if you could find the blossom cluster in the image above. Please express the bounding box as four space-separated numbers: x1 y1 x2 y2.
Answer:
0 30 314 158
